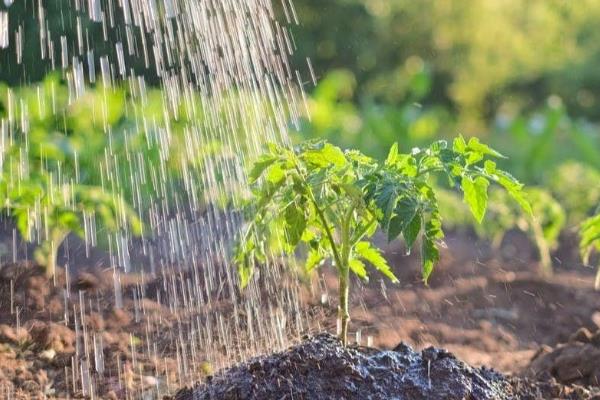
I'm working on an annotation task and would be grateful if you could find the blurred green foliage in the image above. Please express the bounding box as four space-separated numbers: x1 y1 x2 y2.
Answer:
0 0 152 85
0 74 276 270
293 0 600 126
5 0 600 125
296 70 451 159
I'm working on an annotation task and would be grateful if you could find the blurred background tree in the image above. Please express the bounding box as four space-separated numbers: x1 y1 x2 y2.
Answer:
4 0 600 126
291 0 600 127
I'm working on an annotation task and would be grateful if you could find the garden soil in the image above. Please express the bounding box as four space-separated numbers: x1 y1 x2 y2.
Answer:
176 333 599 400
0 232 600 398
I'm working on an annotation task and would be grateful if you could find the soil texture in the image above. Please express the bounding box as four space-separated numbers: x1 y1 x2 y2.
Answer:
528 327 600 387
177 333 600 400
1 232 600 398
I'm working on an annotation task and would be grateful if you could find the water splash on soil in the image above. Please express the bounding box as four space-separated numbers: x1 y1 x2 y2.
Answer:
180 333 514 400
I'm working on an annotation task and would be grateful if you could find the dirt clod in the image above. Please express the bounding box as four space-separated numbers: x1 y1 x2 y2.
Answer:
180 333 565 400
529 328 600 388
0 324 30 344
569 328 593 344
27 321 75 354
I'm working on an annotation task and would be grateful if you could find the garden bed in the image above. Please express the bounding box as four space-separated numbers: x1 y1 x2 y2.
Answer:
0 234 599 398
175 333 599 400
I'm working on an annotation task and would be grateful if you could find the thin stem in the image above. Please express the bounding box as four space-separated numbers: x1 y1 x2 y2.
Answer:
46 229 67 278
531 220 553 278
340 206 354 260
311 190 350 345
292 159 354 345
337 205 356 345
48 246 57 278
311 197 343 270
338 265 350 346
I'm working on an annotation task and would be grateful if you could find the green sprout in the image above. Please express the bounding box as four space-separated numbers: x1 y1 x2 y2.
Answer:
235 137 531 345
580 209 600 290
471 187 564 277
2 174 142 277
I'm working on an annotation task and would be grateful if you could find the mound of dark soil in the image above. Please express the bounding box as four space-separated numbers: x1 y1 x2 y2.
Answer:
528 327 600 387
176 333 598 400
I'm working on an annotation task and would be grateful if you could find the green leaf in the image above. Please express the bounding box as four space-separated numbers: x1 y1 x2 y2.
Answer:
385 143 399 166
127 213 144 236
396 155 418 177
429 140 448 153
484 160 497 175
302 143 346 168
452 135 467 154
266 163 286 184
239 260 253 289
374 183 399 229
387 196 418 242
284 204 307 247
249 155 277 183
15 210 31 241
403 213 422 249
355 241 398 283
439 149 457 163
425 212 444 240
57 211 83 236
461 176 489 223
467 137 506 158
581 214 600 264
340 183 363 202
421 237 440 284
257 178 286 210
349 258 368 281
466 152 484 166
305 249 324 272
496 172 533 216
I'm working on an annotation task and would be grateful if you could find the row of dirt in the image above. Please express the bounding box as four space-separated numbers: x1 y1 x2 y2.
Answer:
0 262 184 399
0 232 599 398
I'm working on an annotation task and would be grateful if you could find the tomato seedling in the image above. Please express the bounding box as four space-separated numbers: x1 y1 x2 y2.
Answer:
467 187 564 277
581 210 600 289
3 174 142 277
235 137 531 345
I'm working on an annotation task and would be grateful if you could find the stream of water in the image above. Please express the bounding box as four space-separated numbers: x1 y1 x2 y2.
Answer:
0 0 314 397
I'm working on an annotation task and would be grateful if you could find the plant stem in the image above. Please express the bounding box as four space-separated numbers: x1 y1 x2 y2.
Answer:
531 220 553 278
338 206 354 346
338 264 350 346
46 229 67 278
292 159 354 345
47 244 57 278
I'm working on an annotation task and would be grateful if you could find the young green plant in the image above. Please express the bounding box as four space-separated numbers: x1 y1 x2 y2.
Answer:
3 174 142 277
235 137 531 345
580 209 600 290
447 186 564 277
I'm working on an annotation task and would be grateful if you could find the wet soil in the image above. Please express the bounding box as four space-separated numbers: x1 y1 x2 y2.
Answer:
1 231 600 398
177 333 599 400
313 232 600 373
